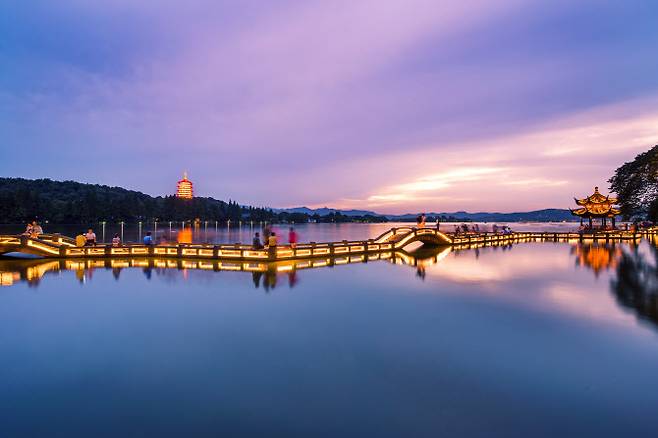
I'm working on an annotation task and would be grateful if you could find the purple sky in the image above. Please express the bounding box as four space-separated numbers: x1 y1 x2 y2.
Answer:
2 0 658 213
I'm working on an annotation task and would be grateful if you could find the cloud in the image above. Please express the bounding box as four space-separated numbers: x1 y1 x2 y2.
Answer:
1 0 658 211
322 98 658 213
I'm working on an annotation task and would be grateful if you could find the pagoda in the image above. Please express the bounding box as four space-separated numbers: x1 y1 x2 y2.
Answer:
176 172 194 199
570 186 620 229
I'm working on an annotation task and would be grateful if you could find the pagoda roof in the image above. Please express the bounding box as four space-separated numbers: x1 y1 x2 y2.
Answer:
574 186 618 205
570 206 621 218
571 186 620 218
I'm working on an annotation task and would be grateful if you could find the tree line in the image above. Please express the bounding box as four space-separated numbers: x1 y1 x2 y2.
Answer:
609 144 658 222
0 178 386 224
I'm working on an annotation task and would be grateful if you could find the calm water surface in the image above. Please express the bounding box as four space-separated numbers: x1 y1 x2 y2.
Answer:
1 225 657 437
1 221 588 244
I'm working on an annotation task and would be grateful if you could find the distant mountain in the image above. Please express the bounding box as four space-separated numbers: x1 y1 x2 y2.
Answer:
276 206 577 222
275 207 380 217
386 209 577 222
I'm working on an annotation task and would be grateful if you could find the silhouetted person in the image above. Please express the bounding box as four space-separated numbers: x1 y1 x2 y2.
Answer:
252 271 263 288
143 231 154 245
288 271 298 288
253 232 263 249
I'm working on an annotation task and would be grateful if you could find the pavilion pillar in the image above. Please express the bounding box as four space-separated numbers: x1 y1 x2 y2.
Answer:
612 217 616 229
589 217 592 229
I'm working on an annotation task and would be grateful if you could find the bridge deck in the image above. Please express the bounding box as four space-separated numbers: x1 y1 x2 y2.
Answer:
0 228 655 261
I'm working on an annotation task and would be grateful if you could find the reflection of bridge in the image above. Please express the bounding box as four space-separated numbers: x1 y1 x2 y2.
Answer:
0 227 656 261
0 246 453 287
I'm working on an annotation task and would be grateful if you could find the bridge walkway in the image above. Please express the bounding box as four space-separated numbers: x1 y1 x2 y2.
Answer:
0 227 655 261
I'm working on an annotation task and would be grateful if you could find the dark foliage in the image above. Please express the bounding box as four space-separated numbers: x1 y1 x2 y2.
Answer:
609 145 658 221
611 244 658 327
0 178 387 224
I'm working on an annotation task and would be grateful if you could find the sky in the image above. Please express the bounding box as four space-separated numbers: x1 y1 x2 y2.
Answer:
1 0 658 214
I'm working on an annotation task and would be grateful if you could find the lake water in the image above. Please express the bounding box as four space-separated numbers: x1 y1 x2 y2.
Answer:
2 221 589 245
1 224 657 437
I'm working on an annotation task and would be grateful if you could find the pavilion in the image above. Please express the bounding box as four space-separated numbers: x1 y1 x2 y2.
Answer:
571 186 621 229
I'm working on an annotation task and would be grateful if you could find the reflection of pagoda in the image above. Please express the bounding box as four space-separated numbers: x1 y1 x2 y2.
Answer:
176 172 194 199
572 244 621 277
570 186 620 229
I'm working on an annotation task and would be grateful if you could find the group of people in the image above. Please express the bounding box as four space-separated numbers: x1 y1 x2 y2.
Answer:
454 223 482 234
75 229 98 247
451 223 512 235
23 221 43 238
75 229 156 247
252 226 298 250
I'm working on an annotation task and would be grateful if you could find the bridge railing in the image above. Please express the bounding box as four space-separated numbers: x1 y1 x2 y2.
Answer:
4 227 656 259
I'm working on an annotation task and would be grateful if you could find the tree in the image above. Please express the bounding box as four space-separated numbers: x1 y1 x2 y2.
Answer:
609 145 658 221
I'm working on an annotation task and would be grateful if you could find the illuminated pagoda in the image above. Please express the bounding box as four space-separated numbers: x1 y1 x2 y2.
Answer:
571 186 620 229
176 171 194 199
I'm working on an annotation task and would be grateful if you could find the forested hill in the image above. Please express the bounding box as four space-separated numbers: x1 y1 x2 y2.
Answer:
0 178 386 224
0 178 271 223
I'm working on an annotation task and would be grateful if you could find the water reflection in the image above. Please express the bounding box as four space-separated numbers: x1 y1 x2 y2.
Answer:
572 243 622 276
611 243 658 326
0 247 451 290
567 240 658 328
5 240 658 330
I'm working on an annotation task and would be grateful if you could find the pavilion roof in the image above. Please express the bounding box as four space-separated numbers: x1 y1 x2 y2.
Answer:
571 186 620 218
574 186 618 206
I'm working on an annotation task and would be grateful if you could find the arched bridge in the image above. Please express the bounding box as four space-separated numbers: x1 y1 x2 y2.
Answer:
373 227 452 248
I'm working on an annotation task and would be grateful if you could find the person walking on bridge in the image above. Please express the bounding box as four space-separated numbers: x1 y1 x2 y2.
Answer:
112 234 121 247
143 232 154 245
288 227 298 248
